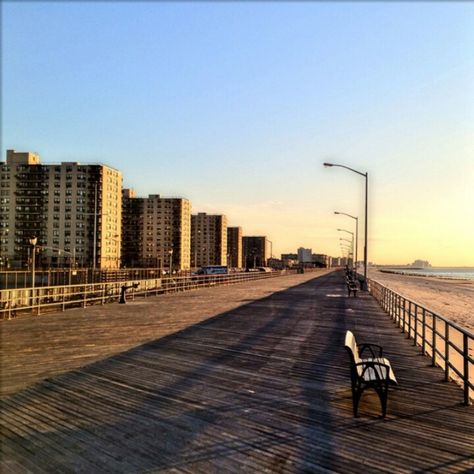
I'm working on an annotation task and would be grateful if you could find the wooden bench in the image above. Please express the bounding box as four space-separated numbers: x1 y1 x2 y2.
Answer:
344 330 397 418
346 277 358 297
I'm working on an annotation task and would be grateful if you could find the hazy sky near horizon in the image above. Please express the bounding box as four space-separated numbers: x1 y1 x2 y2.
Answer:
3 2 474 266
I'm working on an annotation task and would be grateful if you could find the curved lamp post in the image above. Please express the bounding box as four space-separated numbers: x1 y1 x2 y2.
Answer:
339 237 353 257
324 162 368 289
267 239 273 266
338 229 354 270
339 244 352 265
168 249 174 275
29 236 37 306
335 211 358 271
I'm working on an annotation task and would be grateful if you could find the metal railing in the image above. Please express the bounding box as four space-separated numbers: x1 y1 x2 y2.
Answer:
0 268 171 289
0 270 298 320
369 278 473 405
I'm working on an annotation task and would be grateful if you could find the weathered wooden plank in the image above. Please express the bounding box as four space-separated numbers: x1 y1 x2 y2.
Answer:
1 271 473 473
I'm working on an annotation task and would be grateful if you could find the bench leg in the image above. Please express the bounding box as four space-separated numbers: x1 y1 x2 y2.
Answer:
352 387 362 417
353 385 389 418
374 387 389 418
380 390 388 418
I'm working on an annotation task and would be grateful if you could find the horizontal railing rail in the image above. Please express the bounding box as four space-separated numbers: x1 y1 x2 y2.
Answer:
368 278 473 405
0 270 301 320
0 267 177 289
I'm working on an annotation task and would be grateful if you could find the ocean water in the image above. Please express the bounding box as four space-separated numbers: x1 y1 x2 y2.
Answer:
381 267 474 281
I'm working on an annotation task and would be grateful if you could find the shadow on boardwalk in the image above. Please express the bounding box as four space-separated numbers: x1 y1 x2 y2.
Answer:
1 272 473 473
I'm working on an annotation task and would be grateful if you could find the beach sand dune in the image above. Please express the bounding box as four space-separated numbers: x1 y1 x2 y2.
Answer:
370 269 474 333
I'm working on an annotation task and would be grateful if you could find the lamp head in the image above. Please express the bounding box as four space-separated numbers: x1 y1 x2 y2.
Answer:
30 236 37 246
323 162 334 167
334 211 340 214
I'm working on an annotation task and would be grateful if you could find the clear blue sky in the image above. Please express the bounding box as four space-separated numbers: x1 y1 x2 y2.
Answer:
3 1 474 265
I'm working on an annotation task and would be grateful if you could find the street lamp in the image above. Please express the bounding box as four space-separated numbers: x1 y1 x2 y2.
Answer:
339 237 352 244
92 183 98 271
87 183 112 272
168 249 173 275
340 243 352 265
267 239 273 266
324 162 368 289
337 229 354 270
29 237 37 304
108 234 121 269
335 211 358 272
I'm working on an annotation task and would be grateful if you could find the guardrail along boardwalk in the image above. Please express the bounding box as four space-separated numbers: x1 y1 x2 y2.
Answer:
1 271 473 473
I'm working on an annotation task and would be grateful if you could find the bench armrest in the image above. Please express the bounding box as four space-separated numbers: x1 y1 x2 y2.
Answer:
358 343 383 358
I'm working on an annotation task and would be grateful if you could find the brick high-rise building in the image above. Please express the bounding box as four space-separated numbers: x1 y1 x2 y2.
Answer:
191 213 227 268
121 191 191 271
227 226 242 268
0 150 122 269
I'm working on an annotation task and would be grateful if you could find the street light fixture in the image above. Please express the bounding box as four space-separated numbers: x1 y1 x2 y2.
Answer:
335 211 358 272
29 236 37 306
168 249 173 275
339 237 352 244
337 229 354 270
339 245 352 264
324 162 369 289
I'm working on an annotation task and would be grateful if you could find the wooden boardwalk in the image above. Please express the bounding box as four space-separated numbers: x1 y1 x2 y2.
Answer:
1 271 473 473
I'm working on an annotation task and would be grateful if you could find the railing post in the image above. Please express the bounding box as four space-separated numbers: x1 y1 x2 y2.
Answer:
444 323 449 382
463 333 470 406
402 297 406 333
432 316 437 367
414 304 418 346
390 291 393 319
398 295 402 327
408 300 412 338
393 292 396 321
422 308 426 355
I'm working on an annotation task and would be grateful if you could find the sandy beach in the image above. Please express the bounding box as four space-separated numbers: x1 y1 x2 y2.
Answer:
369 269 474 333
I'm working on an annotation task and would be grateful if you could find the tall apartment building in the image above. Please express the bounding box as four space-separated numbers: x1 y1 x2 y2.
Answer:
191 213 227 267
243 236 269 268
227 226 243 268
0 150 122 269
121 191 191 270
121 188 143 268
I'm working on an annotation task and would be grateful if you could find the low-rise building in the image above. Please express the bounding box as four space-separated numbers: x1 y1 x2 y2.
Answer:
281 253 298 268
297 247 312 263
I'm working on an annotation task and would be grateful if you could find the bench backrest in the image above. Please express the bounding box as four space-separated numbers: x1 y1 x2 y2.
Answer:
345 330 361 365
